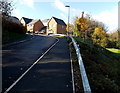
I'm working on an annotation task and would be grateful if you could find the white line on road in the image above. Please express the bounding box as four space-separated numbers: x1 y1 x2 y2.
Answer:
4 37 59 93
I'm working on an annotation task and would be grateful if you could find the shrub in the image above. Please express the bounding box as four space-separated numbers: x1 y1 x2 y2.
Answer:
2 18 27 34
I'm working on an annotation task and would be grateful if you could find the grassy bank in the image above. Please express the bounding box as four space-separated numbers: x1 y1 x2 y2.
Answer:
70 37 120 93
106 48 120 57
3 31 26 43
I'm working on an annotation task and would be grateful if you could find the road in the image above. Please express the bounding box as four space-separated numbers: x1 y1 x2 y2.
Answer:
2 35 56 92
2 35 73 93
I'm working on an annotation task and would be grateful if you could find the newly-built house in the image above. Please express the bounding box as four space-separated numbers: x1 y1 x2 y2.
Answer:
47 17 67 35
20 16 67 35
27 19 44 33
20 17 32 27
40 19 49 34
20 17 44 33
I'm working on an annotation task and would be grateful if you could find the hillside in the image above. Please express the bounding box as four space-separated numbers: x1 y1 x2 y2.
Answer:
71 37 120 93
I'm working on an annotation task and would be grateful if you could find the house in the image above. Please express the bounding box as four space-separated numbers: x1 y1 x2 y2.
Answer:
40 19 49 34
20 17 44 33
42 19 49 26
20 17 33 27
39 26 47 34
27 19 44 33
47 17 67 35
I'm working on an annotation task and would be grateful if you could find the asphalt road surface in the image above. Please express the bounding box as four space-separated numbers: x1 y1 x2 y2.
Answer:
2 35 57 92
3 35 73 93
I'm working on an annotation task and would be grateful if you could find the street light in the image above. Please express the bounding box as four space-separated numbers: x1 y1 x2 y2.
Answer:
65 5 70 35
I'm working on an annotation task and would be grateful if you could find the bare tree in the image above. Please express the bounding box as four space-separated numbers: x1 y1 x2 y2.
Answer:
0 0 13 17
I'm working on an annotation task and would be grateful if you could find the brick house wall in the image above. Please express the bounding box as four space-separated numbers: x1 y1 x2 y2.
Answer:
33 20 44 33
57 24 67 34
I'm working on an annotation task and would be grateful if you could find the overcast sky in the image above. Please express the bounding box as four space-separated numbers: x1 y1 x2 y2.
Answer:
12 0 119 33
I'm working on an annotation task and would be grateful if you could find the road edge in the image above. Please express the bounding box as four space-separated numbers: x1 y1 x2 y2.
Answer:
2 34 34 48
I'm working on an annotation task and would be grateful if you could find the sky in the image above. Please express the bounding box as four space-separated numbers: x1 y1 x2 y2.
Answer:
12 0 119 33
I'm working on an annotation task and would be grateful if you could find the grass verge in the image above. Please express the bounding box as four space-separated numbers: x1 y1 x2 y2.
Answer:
66 37 84 93
106 48 120 57
3 31 26 43
74 37 120 93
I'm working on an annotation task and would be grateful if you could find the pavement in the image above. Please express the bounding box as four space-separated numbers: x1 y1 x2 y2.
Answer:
8 38 73 93
2 35 57 92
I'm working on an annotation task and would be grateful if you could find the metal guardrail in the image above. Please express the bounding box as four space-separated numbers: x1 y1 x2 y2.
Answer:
69 36 92 93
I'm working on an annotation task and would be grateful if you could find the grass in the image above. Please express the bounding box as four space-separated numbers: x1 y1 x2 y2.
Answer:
70 36 120 93
106 48 120 56
106 48 120 53
3 31 26 43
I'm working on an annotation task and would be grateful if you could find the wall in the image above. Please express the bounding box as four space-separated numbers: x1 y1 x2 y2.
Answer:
33 20 44 33
27 24 33 32
47 18 57 35
57 24 67 34
20 18 26 27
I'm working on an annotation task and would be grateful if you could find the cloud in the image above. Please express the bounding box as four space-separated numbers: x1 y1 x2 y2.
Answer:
93 6 118 33
12 9 21 18
53 0 67 12
12 9 20 15
60 13 67 22
19 0 34 8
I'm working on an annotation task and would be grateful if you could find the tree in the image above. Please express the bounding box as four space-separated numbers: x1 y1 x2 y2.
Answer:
92 26 108 47
0 0 13 17
117 30 120 48
107 30 120 48
72 12 108 43
75 12 88 38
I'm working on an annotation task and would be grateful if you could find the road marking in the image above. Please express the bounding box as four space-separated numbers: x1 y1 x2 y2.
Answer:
4 37 59 93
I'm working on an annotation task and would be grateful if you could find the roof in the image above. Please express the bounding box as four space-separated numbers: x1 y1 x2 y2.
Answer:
41 26 47 30
22 17 33 24
42 19 49 23
52 17 66 26
42 19 49 26
28 19 39 25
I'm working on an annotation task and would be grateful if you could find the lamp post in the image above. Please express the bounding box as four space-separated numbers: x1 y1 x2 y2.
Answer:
65 5 70 35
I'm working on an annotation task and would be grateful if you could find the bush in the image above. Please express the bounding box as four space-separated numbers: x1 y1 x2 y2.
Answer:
2 18 27 34
107 40 117 48
116 42 120 49
74 37 120 93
